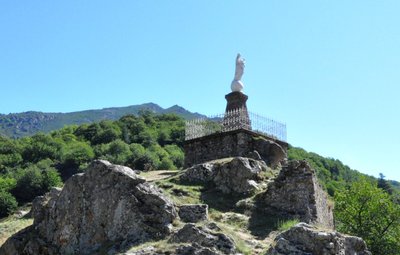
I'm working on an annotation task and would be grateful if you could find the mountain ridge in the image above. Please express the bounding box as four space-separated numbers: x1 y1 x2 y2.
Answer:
0 103 204 138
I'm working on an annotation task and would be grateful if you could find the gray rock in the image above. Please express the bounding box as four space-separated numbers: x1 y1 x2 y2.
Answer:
182 162 215 183
181 157 269 194
252 137 287 168
266 223 371 255
257 160 334 228
30 187 61 224
170 223 236 254
179 204 208 223
246 150 262 160
176 243 219 255
1 160 177 255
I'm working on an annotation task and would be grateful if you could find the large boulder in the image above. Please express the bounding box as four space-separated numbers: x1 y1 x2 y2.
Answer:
178 204 209 223
257 160 334 228
170 223 236 254
181 157 269 194
1 160 177 255
252 136 287 168
266 223 371 255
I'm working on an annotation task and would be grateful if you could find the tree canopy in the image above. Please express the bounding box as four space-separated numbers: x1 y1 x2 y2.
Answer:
335 178 400 255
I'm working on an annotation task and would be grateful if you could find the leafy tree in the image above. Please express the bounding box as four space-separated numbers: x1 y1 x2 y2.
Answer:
159 157 175 170
148 144 169 160
50 125 78 143
170 126 185 147
133 151 160 171
125 143 146 169
0 177 16 193
74 123 100 142
127 119 147 139
135 129 157 147
11 162 62 203
0 191 18 218
129 143 146 159
378 173 393 195
138 110 156 126
157 128 171 146
21 133 62 163
164 144 184 169
335 178 400 254
92 121 122 145
61 141 95 167
0 137 22 172
96 139 131 165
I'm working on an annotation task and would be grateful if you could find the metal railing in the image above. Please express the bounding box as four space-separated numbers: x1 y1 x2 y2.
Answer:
185 108 287 142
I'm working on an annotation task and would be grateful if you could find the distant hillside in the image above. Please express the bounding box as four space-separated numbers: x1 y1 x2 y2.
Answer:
0 103 204 138
288 145 400 195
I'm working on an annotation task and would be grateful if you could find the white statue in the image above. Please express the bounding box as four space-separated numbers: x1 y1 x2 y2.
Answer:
231 53 245 92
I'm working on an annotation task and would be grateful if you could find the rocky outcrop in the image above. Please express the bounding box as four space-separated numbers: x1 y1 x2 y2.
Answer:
1 158 371 255
257 160 334 228
252 136 287 168
170 223 236 254
178 204 208 223
266 223 371 255
1 160 177 255
181 157 269 194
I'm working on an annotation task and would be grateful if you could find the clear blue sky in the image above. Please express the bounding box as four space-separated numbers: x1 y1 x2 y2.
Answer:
1 1 399 180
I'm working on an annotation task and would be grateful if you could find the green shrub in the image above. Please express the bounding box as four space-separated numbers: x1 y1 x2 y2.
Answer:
159 158 175 170
133 152 160 171
0 191 18 218
94 139 131 165
164 145 184 169
21 133 62 163
0 137 22 172
11 165 62 203
0 177 16 192
61 141 94 167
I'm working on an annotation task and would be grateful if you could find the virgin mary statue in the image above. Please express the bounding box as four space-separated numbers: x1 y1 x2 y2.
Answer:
231 54 245 92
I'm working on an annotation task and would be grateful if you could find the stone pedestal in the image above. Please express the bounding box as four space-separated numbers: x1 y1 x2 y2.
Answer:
223 92 251 131
225 92 249 112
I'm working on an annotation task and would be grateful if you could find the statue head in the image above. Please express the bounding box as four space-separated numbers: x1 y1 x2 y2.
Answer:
236 54 245 66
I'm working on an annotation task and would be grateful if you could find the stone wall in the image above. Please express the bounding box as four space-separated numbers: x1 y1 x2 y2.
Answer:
184 129 288 168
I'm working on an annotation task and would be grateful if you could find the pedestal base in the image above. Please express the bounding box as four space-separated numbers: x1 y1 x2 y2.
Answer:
225 92 249 112
224 92 251 130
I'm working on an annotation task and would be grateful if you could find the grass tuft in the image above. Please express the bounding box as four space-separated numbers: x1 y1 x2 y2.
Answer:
276 218 300 232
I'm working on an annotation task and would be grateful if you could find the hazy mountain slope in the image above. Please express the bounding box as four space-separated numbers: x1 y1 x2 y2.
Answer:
0 103 204 138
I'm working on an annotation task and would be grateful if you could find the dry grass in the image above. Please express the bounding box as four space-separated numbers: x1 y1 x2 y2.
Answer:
124 239 180 254
139 170 180 182
0 216 33 246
